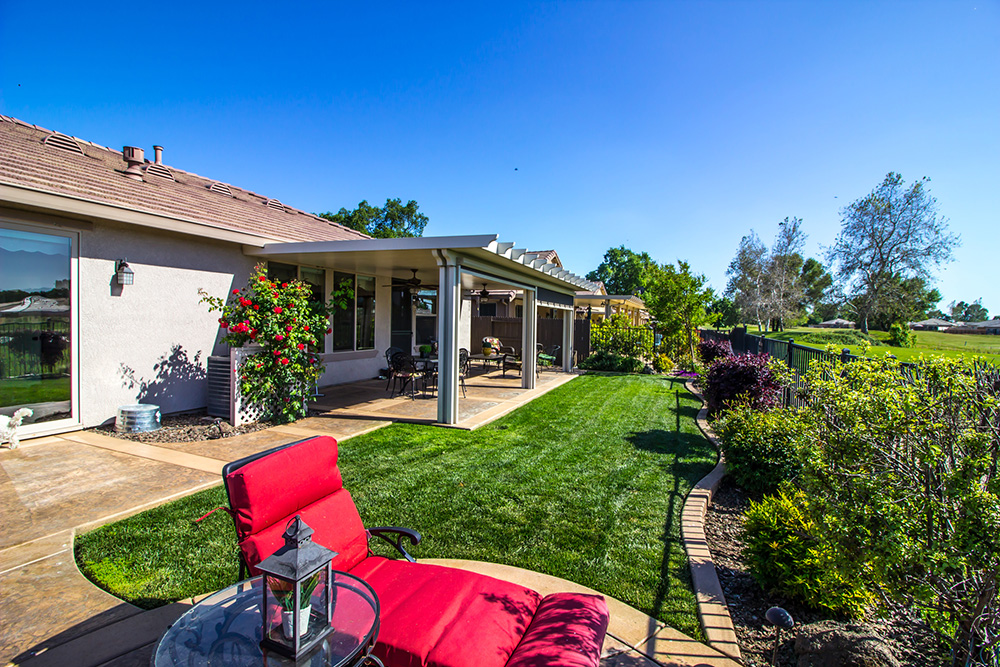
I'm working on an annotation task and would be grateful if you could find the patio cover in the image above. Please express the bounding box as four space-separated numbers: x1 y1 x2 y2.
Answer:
246 235 595 424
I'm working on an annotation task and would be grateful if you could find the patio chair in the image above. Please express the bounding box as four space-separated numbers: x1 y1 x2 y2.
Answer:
459 347 469 398
500 345 539 379
384 346 404 391
222 436 609 667
537 343 560 368
389 352 423 399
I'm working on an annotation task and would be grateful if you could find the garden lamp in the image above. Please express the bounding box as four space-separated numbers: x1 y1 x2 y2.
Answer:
765 606 794 666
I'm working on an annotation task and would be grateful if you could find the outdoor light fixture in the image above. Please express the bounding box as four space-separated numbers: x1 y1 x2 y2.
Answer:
115 259 134 286
257 516 337 659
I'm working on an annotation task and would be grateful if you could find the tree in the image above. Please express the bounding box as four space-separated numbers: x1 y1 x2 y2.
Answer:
949 299 990 323
646 260 717 359
828 172 959 333
586 246 659 296
863 274 941 331
708 295 740 328
318 198 428 238
765 217 807 331
725 232 769 331
799 257 835 323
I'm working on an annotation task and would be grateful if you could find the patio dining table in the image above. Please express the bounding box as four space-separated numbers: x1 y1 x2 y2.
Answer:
468 353 504 370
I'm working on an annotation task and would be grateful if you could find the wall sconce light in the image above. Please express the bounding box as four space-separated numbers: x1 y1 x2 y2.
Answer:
116 259 134 286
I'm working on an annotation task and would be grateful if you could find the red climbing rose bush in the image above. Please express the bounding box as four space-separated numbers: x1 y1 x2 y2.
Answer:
200 264 350 424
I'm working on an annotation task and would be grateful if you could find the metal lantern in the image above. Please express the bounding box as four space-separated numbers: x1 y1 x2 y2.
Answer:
115 259 134 286
257 516 338 659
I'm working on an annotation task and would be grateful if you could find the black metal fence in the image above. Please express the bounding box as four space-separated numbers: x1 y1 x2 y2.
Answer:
700 327 863 409
590 324 654 359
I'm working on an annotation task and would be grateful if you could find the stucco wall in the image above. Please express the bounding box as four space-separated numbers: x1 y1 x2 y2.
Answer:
79 220 257 426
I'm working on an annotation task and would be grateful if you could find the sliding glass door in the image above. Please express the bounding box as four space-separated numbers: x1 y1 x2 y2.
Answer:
0 223 77 432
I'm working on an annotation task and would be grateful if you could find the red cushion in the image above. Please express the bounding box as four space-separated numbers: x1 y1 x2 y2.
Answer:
226 436 344 537
239 488 370 575
505 593 609 667
350 557 541 667
225 436 370 573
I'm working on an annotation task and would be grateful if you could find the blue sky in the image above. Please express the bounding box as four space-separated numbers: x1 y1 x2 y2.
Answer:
2 1 997 314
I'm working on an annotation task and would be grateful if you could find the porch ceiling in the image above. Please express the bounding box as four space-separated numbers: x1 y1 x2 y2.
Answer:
244 234 596 294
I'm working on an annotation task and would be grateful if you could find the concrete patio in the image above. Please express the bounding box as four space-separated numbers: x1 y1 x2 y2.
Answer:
0 370 737 667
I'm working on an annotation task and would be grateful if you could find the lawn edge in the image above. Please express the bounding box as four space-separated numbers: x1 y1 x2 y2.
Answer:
680 380 742 662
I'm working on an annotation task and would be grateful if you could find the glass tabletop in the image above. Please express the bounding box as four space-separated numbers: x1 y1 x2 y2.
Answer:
152 571 379 667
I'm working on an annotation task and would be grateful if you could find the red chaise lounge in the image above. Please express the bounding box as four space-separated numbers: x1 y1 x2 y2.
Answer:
223 435 610 667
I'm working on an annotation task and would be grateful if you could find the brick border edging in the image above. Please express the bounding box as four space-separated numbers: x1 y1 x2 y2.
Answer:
681 380 742 662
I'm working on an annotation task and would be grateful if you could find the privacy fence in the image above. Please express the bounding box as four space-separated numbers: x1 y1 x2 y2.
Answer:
470 317 590 366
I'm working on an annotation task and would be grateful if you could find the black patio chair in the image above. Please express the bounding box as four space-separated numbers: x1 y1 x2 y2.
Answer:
389 353 424 400
384 346 404 391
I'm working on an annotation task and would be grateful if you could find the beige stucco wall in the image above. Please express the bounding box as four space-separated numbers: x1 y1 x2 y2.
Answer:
78 220 258 426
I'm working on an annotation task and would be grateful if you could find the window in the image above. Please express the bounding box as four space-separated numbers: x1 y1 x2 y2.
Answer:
332 271 375 352
415 292 436 346
479 302 497 317
266 263 375 353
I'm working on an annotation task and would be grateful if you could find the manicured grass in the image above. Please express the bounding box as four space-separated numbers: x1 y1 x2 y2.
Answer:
74 374 716 637
761 327 1000 364
0 376 71 408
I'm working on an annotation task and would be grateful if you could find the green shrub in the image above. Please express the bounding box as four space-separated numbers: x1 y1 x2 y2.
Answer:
714 404 815 496
743 490 873 618
791 329 878 347
652 353 674 373
887 321 916 348
578 351 644 373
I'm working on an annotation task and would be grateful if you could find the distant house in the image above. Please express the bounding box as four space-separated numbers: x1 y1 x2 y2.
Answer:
947 319 1000 336
812 318 855 329
910 318 953 331
0 116 594 436
574 281 648 326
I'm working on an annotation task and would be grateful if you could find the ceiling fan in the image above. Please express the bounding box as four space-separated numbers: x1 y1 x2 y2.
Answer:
478 283 491 300
383 269 436 294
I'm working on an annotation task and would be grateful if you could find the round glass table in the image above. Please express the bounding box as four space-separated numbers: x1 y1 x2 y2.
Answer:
152 572 382 667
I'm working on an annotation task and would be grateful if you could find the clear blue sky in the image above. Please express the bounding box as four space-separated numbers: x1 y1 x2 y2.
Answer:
2 1 997 314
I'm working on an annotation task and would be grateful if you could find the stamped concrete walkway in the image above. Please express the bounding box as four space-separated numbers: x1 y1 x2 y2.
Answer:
1 372 737 667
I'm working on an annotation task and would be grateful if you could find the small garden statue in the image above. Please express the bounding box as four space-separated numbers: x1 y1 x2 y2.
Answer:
0 408 33 449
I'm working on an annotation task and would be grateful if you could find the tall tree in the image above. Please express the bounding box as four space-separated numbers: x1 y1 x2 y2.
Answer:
318 198 428 238
864 274 941 331
765 217 807 331
725 232 769 331
828 172 959 333
949 299 990 322
646 260 717 359
799 257 835 322
586 246 659 295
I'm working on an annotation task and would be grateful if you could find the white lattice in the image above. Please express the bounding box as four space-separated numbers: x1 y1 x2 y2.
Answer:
230 346 266 427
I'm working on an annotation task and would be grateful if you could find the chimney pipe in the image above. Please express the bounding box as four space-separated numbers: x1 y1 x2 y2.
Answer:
122 146 145 181
153 145 163 165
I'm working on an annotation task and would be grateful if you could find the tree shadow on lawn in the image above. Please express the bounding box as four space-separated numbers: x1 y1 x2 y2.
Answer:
625 428 717 627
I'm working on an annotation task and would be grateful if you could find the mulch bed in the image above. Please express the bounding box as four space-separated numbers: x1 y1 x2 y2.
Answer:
703 476 949 666
90 409 319 443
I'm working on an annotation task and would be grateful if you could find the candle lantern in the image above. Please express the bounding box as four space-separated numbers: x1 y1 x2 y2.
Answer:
257 515 338 659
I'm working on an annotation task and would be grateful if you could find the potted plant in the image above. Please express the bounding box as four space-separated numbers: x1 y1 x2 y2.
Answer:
419 344 433 359
269 571 322 639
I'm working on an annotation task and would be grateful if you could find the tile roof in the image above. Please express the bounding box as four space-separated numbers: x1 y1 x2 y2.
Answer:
0 116 369 243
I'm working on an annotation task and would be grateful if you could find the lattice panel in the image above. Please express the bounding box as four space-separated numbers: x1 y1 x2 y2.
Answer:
230 346 266 427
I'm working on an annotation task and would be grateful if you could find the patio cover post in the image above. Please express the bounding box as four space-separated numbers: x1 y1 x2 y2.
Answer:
435 250 461 424
562 309 574 372
522 289 537 389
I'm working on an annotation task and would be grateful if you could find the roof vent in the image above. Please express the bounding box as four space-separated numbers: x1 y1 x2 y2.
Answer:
209 182 233 197
153 145 163 165
265 198 285 213
122 146 145 181
145 163 174 181
43 132 85 155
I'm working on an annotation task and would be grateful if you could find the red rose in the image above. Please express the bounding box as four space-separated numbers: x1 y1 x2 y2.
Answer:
273 350 281 356
284 397 290 402
276 334 285 341
232 289 240 295
253 304 259 310
326 328 332 334
219 319 228 328
303 325 310 331
280 357 289 365
297 343 305 350
309 357 316 363
258 276 266 282
286 325 293 332
281 282 288 288
273 307 283 314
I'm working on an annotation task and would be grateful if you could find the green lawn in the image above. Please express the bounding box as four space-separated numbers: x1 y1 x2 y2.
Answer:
74 374 716 637
0 376 71 408
760 327 1000 364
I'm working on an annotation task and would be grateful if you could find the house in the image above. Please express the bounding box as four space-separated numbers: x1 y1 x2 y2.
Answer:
946 319 1000 336
910 318 953 331
574 281 647 326
0 116 594 437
